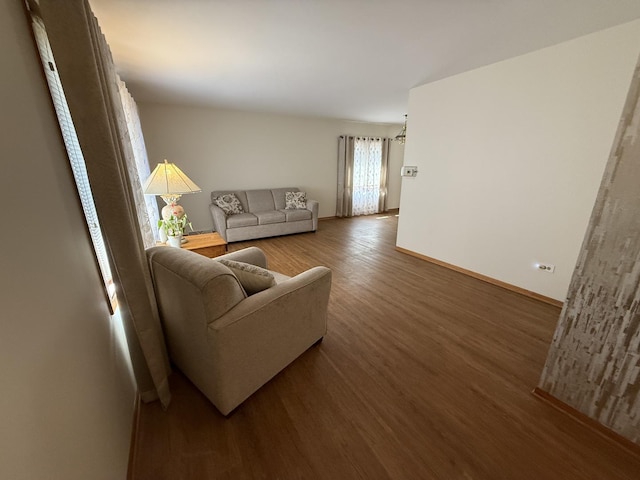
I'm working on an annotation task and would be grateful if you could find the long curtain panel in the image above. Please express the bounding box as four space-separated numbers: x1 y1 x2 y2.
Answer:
337 136 355 217
35 0 171 407
118 79 159 246
337 136 389 217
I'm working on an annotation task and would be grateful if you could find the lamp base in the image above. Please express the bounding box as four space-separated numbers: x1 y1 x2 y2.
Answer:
161 203 185 221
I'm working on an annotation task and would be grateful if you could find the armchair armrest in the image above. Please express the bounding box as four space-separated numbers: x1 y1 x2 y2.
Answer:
212 266 330 329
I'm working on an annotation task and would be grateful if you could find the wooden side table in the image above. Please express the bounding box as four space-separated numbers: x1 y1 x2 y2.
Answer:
178 232 228 258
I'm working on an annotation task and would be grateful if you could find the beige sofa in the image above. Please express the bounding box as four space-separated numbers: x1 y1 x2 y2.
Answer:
210 187 319 242
146 245 331 415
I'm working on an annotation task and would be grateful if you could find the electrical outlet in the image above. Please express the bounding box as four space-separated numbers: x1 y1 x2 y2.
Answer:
535 263 555 273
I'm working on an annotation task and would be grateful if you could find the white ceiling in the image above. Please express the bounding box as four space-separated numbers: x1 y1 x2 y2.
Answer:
89 0 640 124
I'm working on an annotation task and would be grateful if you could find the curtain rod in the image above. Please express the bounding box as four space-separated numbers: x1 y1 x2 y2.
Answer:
339 136 387 140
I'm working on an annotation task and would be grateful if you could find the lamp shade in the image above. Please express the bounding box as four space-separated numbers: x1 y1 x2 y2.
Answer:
142 159 201 195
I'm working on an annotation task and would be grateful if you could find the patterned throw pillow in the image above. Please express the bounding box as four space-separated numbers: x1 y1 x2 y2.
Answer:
212 193 244 216
217 259 276 295
285 191 307 209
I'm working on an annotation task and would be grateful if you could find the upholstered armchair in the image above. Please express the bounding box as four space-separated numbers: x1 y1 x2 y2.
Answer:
146 246 332 415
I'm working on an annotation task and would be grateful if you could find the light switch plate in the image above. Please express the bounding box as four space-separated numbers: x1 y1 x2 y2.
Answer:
401 166 418 177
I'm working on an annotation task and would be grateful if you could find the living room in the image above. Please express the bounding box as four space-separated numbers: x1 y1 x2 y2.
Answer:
3 1 640 479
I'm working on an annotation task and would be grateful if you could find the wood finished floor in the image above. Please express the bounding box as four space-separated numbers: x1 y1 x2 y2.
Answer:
133 214 640 479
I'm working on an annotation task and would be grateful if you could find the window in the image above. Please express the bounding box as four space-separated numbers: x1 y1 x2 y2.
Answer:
31 16 117 312
352 137 384 216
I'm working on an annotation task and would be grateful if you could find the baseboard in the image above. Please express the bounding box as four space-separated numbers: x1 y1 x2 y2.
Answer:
532 388 640 457
127 393 141 480
320 209 399 221
395 247 563 308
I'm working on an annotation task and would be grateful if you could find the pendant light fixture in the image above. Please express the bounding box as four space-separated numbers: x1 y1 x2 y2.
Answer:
394 114 407 144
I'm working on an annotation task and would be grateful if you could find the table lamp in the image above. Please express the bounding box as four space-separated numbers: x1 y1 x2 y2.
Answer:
142 159 201 224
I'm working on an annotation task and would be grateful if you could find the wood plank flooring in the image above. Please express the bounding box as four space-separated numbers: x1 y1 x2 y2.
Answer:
132 213 640 479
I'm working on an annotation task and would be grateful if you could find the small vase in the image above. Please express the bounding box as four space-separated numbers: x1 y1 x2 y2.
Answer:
158 228 168 243
167 234 182 248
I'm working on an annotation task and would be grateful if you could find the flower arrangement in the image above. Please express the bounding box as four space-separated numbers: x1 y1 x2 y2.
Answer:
158 211 193 238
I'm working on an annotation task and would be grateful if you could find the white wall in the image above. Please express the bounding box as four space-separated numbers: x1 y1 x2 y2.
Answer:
0 3 136 479
138 104 404 232
397 20 640 301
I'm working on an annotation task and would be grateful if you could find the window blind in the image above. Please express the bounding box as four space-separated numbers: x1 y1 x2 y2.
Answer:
31 16 116 312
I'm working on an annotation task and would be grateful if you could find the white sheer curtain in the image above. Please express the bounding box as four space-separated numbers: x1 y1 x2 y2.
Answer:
118 79 159 246
337 136 389 217
353 137 383 216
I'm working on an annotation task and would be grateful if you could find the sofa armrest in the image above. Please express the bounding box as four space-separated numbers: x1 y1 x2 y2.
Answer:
209 204 228 241
306 199 319 231
213 247 268 269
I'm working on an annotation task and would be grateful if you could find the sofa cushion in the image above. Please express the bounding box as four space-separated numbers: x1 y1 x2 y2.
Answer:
271 187 299 210
216 259 276 295
285 191 307 209
226 213 258 228
212 193 244 216
254 210 286 225
246 189 275 213
211 190 249 212
279 208 312 222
